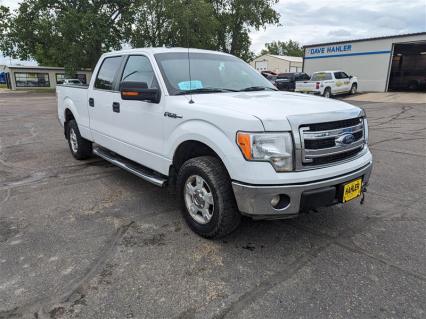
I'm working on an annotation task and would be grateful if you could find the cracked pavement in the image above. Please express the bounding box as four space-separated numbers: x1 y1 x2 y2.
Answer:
0 92 425 318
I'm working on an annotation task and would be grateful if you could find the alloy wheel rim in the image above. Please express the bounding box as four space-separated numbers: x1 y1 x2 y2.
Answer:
70 129 78 153
184 175 214 224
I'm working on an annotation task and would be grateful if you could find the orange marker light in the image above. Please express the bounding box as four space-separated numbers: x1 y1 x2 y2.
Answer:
122 91 139 97
237 132 252 160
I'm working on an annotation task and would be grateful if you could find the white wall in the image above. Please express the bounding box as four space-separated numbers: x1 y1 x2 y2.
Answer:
303 34 426 92
251 56 290 73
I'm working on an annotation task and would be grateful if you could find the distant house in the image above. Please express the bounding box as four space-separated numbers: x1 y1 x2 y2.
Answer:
1 65 92 90
250 54 303 74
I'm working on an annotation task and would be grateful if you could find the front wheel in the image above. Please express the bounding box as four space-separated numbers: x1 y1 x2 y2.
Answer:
177 156 241 238
350 84 357 95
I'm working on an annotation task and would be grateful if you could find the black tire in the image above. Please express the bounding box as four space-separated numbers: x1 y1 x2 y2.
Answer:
323 87 331 98
66 120 92 160
350 83 357 95
177 156 241 238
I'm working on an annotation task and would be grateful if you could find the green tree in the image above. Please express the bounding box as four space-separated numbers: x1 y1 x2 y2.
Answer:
1 0 134 74
129 0 219 50
1 0 280 70
0 6 12 55
260 40 304 57
130 0 280 61
211 0 280 61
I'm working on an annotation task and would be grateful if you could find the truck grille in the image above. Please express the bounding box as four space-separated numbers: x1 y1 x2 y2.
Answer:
300 117 365 167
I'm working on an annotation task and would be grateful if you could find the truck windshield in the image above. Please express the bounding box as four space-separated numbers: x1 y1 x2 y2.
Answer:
154 52 276 95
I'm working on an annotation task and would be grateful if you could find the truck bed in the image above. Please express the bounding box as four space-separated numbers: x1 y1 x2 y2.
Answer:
56 84 90 137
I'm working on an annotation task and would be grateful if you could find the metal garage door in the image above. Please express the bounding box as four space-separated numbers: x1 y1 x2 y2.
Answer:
388 41 426 91
255 61 268 71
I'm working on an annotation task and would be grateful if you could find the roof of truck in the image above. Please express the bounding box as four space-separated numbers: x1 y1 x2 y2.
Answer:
313 70 343 73
104 47 232 57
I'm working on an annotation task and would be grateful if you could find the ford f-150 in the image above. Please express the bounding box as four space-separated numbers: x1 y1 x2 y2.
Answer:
57 48 372 238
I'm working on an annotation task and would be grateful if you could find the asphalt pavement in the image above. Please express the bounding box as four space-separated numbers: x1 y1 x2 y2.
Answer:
0 92 425 319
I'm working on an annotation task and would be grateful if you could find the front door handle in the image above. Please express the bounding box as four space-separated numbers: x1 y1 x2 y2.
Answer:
89 98 94 107
112 102 120 113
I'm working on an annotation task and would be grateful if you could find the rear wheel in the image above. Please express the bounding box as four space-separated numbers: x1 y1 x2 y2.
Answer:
323 87 331 98
67 120 92 160
350 84 357 95
177 156 241 238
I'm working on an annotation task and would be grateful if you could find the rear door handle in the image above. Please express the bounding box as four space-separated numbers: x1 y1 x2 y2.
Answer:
89 98 94 107
112 102 120 113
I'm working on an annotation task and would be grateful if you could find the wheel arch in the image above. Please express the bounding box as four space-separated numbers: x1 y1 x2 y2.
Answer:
172 140 226 172
63 107 76 139
166 120 240 174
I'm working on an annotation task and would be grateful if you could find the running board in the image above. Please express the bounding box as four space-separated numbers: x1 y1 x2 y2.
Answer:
93 147 167 187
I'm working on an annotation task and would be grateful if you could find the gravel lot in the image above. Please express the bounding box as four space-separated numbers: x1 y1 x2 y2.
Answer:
0 92 425 319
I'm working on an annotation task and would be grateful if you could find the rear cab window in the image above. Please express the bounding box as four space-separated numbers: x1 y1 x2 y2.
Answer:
311 72 332 81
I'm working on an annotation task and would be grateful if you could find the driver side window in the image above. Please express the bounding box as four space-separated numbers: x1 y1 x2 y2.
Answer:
121 55 158 88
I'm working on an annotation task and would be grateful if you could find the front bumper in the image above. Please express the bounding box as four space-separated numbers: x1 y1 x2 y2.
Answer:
232 161 372 219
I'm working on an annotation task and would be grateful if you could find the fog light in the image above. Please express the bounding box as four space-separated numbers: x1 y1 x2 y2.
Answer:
271 195 280 207
271 194 291 210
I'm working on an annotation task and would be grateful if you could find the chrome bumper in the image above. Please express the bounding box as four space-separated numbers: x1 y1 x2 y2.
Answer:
232 161 372 219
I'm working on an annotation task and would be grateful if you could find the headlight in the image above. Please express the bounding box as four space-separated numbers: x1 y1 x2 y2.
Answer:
361 108 368 144
363 118 369 144
236 132 293 172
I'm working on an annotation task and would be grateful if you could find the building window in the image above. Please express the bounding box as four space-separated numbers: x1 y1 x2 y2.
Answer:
15 72 50 87
56 73 65 84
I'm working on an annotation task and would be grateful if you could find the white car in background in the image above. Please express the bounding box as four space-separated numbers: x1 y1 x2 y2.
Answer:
295 71 358 98
63 79 84 86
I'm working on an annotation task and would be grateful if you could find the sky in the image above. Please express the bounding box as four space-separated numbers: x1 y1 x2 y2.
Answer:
1 0 426 65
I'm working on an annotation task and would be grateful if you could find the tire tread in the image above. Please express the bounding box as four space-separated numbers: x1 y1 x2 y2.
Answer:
177 156 240 238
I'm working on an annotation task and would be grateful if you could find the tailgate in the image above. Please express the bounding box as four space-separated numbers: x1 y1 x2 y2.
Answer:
295 81 316 92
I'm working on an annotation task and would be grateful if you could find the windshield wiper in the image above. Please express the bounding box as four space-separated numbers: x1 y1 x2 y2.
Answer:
239 86 277 92
176 87 239 95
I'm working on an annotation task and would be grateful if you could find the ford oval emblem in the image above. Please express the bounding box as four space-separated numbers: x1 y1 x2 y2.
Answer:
336 133 355 145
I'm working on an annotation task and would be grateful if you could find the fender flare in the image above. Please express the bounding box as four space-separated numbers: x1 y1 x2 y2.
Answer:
166 120 239 176
63 97 79 124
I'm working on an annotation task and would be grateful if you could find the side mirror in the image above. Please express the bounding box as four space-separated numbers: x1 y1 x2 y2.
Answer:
349 75 353 79
120 81 161 103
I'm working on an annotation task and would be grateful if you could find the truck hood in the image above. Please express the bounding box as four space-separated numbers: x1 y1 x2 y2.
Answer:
187 91 363 131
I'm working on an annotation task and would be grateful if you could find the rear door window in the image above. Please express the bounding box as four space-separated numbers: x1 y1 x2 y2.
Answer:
334 72 342 79
94 56 122 90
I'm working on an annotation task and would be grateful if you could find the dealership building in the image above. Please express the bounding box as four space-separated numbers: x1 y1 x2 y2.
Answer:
0 65 92 90
303 32 426 92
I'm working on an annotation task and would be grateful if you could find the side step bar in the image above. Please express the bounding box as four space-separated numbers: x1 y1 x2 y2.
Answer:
93 147 167 187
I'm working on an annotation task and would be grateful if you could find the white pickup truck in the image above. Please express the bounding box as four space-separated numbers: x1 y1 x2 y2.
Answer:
295 71 358 98
57 48 372 238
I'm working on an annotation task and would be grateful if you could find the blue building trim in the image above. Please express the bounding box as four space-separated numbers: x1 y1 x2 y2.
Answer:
305 50 391 60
